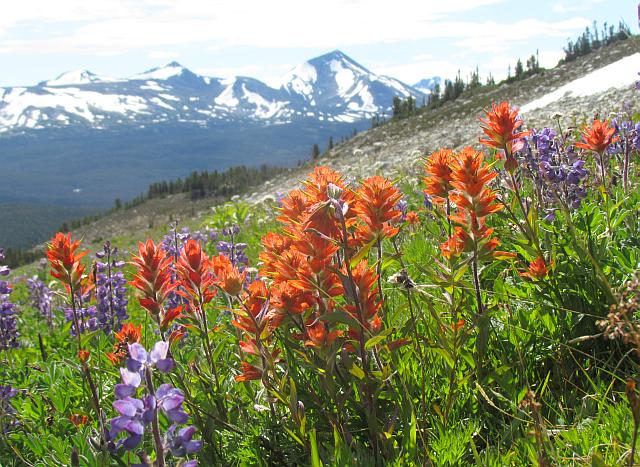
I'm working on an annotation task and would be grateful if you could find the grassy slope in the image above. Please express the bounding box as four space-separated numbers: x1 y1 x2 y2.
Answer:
3 38 640 466
63 36 640 256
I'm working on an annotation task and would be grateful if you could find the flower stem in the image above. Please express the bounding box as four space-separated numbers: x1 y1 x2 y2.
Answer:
144 368 166 467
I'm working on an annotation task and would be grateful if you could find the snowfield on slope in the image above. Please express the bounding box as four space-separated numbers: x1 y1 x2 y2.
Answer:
521 53 640 113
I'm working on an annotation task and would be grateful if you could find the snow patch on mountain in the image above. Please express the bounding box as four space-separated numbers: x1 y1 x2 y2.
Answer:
521 53 640 113
331 59 356 96
44 70 116 87
131 62 187 81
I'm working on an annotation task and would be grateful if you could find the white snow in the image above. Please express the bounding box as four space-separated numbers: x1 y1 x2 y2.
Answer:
132 65 184 81
140 81 166 92
330 59 356 96
521 53 640 113
0 87 149 127
215 81 239 107
241 84 287 119
158 93 180 102
45 70 116 87
282 61 317 96
149 97 175 111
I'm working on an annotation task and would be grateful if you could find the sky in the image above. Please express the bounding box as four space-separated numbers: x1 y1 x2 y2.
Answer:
0 0 635 88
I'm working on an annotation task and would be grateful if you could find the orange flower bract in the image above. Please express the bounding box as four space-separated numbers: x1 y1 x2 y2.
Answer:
574 119 619 154
423 148 455 203
47 232 88 291
479 101 529 152
130 239 175 317
353 176 403 242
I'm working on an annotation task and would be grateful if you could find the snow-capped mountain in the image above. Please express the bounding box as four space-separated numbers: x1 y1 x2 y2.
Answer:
0 51 426 134
413 77 441 94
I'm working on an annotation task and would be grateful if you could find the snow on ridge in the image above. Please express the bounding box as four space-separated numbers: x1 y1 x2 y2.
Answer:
132 64 185 81
45 70 116 87
0 87 149 127
521 53 640 113
330 59 357 97
215 82 239 107
241 84 288 119
281 62 317 96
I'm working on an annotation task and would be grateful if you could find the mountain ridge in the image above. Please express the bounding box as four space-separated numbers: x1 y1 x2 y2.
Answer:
0 50 428 134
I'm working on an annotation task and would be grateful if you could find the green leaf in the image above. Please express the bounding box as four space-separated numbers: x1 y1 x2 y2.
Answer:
349 363 365 380
310 429 323 467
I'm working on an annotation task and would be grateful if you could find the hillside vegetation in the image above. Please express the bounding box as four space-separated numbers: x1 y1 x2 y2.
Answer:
0 36 639 466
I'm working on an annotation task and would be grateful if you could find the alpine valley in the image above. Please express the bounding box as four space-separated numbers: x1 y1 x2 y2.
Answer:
0 50 436 247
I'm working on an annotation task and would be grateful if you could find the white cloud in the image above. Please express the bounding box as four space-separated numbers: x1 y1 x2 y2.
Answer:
0 0 509 53
148 50 179 59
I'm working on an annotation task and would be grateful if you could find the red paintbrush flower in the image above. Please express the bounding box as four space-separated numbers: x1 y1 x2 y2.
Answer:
405 211 420 225
574 119 619 154
479 101 529 153
47 232 88 292
234 361 263 382
353 176 403 242
211 254 246 297
520 256 550 280
130 239 175 317
304 317 342 348
259 232 293 276
176 239 216 308
449 148 502 230
106 322 142 364
423 148 455 204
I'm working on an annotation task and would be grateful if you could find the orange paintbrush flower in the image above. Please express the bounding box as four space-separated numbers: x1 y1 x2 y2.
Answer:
234 361 263 382
439 227 468 259
277 189 309 227
353 176 403 242
114 322 142 343
106 322 142 364
344 261 382 331
423 148 455 203
176 239 217 307
574 119 619 154
270 281 315 316
211 254 246 296
47 232 88 291
479 101 529 153
304 318 342 348
130 239 175 317
449 148 502 227
259 232 293 276
520 256 550 280
405 211 420 225
233 280 272 338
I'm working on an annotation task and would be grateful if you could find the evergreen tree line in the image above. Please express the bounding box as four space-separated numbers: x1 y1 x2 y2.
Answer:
58 163 288 233
3 247 40 269
560 20 631 64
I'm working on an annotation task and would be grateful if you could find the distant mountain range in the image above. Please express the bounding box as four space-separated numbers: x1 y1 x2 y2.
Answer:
0 50 439 248
0 50 438 133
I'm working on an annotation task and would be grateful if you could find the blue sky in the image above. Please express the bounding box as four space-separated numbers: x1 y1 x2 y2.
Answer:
0 0 634 88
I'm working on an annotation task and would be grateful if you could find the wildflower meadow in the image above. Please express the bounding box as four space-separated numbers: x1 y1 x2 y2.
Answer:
2 101 640 465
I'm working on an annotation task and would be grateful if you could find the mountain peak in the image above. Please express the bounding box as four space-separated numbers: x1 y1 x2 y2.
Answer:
43 70 111 87
132 62 192 81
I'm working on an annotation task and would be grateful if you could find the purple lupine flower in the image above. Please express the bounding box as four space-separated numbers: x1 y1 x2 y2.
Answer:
520 128 590 217
396 198 408 222
0 250 18 351
127 341 174 374
0 385 18 432
63 286 98 336
26 276 53 328
165 425 203 457
217 224 248 269
423 192 433 210
95 241 128 334
109 341 200 463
